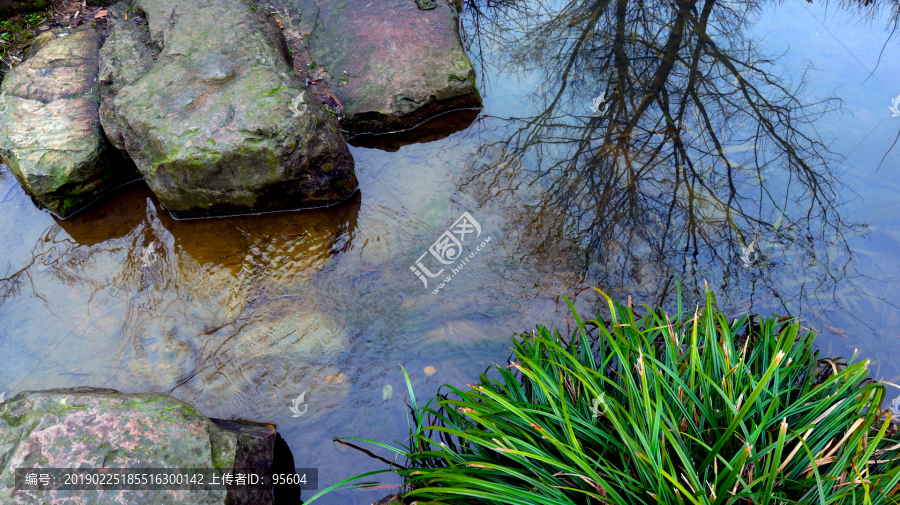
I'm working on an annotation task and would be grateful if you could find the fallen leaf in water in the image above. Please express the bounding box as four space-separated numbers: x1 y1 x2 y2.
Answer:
424 366 436 376
321 87 344 110
95 10 108 18
324 372 347 384
382 384 393 402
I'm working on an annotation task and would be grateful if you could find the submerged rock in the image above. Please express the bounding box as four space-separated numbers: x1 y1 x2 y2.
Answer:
281 0 481 134
0 27 139 218
100 0 357 218
0 387 277 504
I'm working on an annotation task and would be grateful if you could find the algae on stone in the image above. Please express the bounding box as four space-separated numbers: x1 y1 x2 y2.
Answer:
0 387 276 504
100 0 357 218
0 27 139 218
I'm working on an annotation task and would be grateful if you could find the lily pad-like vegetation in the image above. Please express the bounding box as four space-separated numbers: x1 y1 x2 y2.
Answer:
312 288 900 504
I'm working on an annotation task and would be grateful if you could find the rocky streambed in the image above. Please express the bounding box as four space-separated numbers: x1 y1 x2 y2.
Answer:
0 0 480 218
0 1 480 502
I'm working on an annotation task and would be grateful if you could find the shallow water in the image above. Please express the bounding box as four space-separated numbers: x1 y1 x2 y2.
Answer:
3 0 900 502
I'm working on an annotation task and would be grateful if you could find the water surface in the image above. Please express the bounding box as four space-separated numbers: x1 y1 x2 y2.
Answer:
3 0 900 502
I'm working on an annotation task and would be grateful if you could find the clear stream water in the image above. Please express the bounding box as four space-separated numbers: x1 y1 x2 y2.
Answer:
3 0 900 502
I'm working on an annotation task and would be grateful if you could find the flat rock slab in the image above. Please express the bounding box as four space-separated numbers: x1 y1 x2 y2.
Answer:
0 387 276 505
101 0 357 218
0 27 138 218
287 0 481 134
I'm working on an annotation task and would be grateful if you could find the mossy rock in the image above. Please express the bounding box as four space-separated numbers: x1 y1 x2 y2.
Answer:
0 387 277 504
0 26 139 218
99 0 357 218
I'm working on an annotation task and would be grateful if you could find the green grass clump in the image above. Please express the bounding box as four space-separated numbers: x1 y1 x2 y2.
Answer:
0 4 46 79
24 12 42 26
311 288 900 504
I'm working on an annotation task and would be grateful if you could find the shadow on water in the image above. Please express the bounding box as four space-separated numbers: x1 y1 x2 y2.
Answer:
347 108 482 152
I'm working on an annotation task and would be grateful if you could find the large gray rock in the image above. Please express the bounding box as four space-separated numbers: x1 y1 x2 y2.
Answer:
0 387 277 504
98 2 158 156
100 0 357 218
301 0 482 134
0 27 139 218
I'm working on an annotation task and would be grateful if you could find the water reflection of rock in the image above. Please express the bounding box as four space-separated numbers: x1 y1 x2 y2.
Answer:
347 109 481 152
4 182 362 416
52 182 149 246
110 191 361 415
159 190 362 274
56 183 362 273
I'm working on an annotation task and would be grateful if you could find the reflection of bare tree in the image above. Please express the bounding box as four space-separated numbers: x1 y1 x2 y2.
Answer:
460 0 885 331
835 0 900 169
0 225 103 318
834 0 900 35
0 242 42 306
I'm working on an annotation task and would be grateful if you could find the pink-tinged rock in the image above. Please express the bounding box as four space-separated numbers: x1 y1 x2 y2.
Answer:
301 0 481 133
0 27 140 218
0 387 276 504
